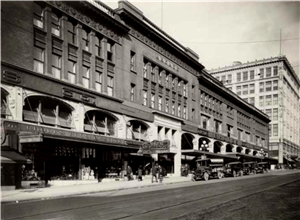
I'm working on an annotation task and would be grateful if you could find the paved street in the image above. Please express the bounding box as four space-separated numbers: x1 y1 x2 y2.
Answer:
2 171 300 220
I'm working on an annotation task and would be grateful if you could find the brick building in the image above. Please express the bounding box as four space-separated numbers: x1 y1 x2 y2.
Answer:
1 1 270 190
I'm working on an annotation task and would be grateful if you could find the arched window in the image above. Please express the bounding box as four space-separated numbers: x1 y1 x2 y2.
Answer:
181 133 194 150
23 96 74 129
1 89 10 119
128 120 149 141
84 110 118 137
213 141 223 153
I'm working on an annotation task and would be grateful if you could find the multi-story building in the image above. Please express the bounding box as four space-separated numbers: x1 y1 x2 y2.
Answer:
209 56 300 165
1 0 270 190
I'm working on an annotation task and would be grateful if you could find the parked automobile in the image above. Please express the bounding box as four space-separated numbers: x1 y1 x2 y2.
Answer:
191 158 225 181
257 162 270 174
224 162 243 177
242 161 257 175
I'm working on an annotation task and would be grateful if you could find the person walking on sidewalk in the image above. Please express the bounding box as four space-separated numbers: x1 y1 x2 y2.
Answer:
158 165 163 183
127 165 133 181
137 165 143 181
152 163 158 183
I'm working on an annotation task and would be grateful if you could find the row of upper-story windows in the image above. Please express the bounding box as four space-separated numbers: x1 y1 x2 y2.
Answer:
142 90 187 119
215 66 278 83
200 91 222 112
236 83 255 95
242 97 255 106
264 108 279 121
33 3 116 96
259 94 278 106
142 58 188 97
269 124 278 137
259 80 278 92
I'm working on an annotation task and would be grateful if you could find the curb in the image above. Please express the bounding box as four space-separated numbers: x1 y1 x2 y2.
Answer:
1 179 192 205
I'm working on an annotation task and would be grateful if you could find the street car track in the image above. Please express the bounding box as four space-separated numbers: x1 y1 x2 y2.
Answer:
3 174 299 220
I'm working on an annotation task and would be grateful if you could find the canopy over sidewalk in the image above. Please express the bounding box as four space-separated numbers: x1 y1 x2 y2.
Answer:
181 149 237 159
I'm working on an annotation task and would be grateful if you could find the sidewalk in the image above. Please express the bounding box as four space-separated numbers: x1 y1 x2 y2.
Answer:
1 169 298 204
1 175 191 204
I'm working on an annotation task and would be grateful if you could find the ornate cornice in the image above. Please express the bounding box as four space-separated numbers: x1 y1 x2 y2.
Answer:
45 1 121 44
126 22 200 76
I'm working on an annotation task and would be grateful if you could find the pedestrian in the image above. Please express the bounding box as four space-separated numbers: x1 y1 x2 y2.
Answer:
152 163 158 183
137 165 143 181
127 165 133 181
158 165 163 183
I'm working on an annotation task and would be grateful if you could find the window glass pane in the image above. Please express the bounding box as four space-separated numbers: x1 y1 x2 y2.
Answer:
34 47 44 61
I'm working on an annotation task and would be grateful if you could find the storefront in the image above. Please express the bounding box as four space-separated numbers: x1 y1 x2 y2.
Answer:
3 120 150 187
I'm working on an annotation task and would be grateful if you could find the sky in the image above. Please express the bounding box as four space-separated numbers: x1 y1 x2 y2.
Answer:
104 0 299 75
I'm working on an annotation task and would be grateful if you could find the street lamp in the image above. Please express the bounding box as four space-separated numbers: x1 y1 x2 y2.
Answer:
200 140 209 152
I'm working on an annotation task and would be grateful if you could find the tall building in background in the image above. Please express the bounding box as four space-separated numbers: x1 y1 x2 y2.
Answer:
209 56 300 165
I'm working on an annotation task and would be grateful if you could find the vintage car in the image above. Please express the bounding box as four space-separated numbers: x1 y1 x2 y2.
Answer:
191 158 225 181
224 162 244 177
242 161 257 175
256 162 270 174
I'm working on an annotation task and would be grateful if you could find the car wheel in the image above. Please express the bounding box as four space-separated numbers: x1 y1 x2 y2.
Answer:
217 172 222 179
204 172 209 181
233 170 237 177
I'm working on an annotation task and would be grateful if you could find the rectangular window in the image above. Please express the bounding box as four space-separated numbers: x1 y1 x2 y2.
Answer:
143 62 148 78
192 109 195 121
95 36 102 57
273 66 278 76
130 84 135 101
273 124 278 136
183 83 187 97
238 129 242 140
152 68 156 82
273 94 278 105
82 29 89 51
158 96 162 111
68 60 76 83
151 93 155 108
107 41 113 62
266 81 272 91
159 71 162 85
243 98 248 102
107 76 114 96
273 108 278 121
259 82 264 92
273 80 278 90
236 86 241 95
52 54 61 79
33 3 44 28
249 83 255 94
243 85 248 95
166 74 169 87
265 109 272 119
82 66 90 89
243 71 248 81
266 67 272 77
214 120 222 133
249 97 255 105
221 75 226 83
192 85 195 99
266 95 272 105
250 70 255 80
172 78 176 90
51 13 60 36
34 47 44 74
178 105 181 117
227 74 232 83
130 51 135 71
95 71 102 92
259 96 264 106
259 68 264 79
67 21 76 44
216 76 220 81
183 106 187 119
172 102 175 115
269 124 272 137
165 99 169 112
143 90 147 106
201 115 209 130
237 72 241 82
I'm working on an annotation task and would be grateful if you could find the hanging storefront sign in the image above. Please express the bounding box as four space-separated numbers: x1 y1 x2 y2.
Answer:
137 139 170 154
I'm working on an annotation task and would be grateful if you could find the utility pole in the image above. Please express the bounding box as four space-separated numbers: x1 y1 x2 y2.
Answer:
279 29 282 56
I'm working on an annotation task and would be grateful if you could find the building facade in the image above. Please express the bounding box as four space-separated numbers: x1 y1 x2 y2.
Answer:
209 56 300 164
1 0 270 190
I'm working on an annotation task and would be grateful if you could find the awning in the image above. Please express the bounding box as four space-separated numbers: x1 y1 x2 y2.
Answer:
284 157 294 162
1 151 32 164
226 152 263 160
181 149 237 159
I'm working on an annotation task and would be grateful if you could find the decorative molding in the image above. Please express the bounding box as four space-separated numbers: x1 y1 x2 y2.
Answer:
46 1 121 44
2 70 21 84
62 87 96 105
128 25 199 76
